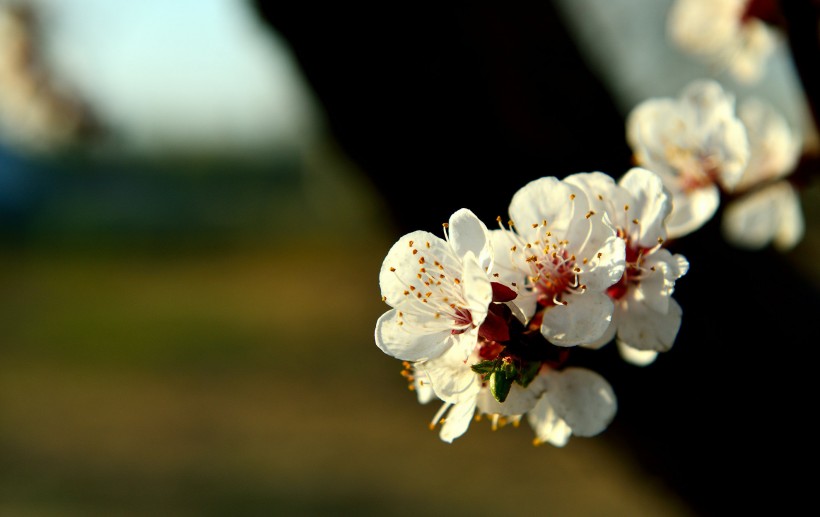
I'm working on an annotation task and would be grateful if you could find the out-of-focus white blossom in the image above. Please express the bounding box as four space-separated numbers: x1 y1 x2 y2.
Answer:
491 175 626 347
626 79 749 239
722 97 804 251
667 0 778 84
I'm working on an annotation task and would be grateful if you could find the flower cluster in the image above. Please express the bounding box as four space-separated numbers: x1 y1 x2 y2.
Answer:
376 168 689 445
627 78 804 251
667 0 780 84
374 1 812 450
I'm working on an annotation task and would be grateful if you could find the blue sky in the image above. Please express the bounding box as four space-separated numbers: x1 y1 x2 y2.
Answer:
25 0 320 153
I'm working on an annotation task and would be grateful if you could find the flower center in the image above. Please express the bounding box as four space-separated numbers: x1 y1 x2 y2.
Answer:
607 233 652 300
532 249 579 307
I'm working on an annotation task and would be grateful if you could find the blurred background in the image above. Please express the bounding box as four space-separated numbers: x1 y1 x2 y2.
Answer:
1 0 817 515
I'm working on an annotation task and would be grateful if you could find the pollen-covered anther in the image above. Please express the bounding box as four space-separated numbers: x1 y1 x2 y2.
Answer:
597 252 603 258
632 218 640 225
418 257 425 264
511 245 517 252
569 194 576 200
624 204 630 211
585 210 595 219
454 278 461 284
658 237 664 244
425 242 430 248
408 240 414 247
531 223 538 229
389 267 396 272
412 249 418 255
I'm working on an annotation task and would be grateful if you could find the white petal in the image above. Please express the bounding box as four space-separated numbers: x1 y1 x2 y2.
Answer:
527 395 572 447
582 312 617 350
626 98 682 179
449 208 493 270
461 251 493 326
634 248 688 314
665 184 720 239
579 234 626 292
543 367 617 437
773 184 804 251
439 398 477 443
418 345 481 403
509 177 589 241
618 167 672 247
722 181 804 251
616 340 658 367
616 296 683 352
412 366 437 404
541 291 614 347
374 309 453 361
379 230 457 306
736 97 800 190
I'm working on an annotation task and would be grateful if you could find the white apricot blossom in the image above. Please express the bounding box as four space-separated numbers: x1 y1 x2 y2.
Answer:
667 0 778 84
722 97 804 251
626 79 749 239
527 367 618 447
565 169 689 365
490 175 626 347
376 208 494 362
411 344 543 443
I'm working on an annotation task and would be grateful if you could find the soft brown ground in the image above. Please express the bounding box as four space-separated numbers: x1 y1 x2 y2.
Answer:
0 237 697 516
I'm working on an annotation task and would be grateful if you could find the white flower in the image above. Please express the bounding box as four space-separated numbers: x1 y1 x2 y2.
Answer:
626 79 749 239
491 175 626 347
722 97 804 251
667 0 778 84
565 169 689 365
414 344 541 443
527 367 618 447
375 208 494 362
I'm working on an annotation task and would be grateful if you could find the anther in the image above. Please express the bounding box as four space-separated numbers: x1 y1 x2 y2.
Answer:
389 267 396 272
408 240 414 247
569 194 576 200
419 257 425 264
585 210 595 219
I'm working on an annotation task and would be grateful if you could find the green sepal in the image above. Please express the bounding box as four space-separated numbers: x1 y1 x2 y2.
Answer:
516 360 542 388
490 369 513 403
471 359 499 376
